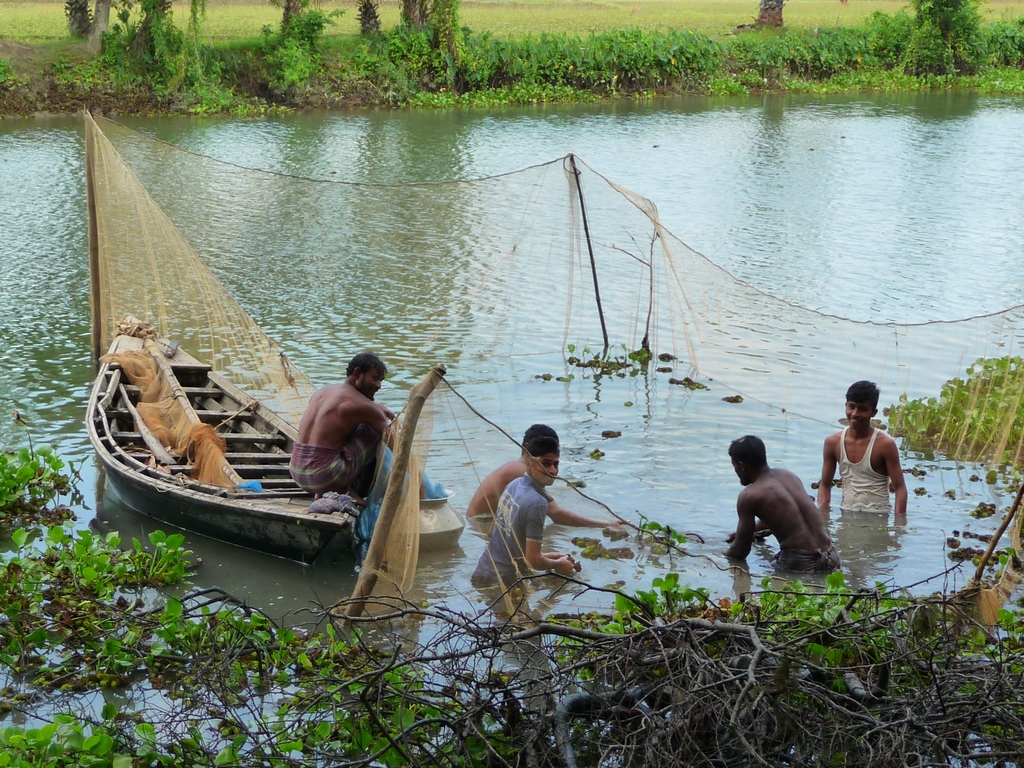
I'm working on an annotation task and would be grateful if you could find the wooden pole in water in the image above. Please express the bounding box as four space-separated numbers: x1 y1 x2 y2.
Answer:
972 481 1024 583
343 364 446 623
568 154 610 355
85 113 103 365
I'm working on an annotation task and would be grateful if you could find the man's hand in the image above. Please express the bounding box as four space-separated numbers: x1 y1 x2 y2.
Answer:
547 553 576 576
381 405 396 421
726 531 737 543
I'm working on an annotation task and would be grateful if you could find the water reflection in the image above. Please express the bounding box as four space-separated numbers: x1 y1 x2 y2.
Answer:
2 95 1024 623
822 504 907 590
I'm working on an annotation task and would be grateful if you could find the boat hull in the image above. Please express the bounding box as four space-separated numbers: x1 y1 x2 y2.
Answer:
93 449 344 563
86 333 463 564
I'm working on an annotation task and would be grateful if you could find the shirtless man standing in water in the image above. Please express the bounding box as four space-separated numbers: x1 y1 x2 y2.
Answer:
466 424 622 530
289 352 396 504
818 380 907 516
725 435 840 574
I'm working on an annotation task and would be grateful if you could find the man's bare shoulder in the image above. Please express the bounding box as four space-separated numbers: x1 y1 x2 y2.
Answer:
736 481 768 507
874 429 903 463
874 428 898 448
484 459 527 487
822 430 843 457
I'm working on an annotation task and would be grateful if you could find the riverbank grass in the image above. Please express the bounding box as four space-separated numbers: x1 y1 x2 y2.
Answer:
5 0 1024 42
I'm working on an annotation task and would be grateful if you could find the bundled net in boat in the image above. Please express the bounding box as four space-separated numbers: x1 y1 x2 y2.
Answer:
98 323 241 488
86 113 1024 612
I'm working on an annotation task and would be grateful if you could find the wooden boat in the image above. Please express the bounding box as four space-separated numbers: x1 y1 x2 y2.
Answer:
86 331 465 564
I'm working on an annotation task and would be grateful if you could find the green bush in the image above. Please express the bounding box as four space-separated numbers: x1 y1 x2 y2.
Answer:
727 28 872 80
262 9 338 96
906 0 985 74
888 356 1024 463
0 57 14 89
982 18 1024 66
863 10 915 66
354 27 721 97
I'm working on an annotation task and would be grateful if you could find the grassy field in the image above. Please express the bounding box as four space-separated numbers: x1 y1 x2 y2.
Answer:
4 0 1024 44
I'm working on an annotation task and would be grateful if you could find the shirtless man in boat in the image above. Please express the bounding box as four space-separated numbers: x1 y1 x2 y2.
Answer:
725 435 841 573
466 424 623 530
289 352 396 504
817 380 907 516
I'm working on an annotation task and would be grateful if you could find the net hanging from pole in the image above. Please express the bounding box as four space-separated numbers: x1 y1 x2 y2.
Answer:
87 113 1024 612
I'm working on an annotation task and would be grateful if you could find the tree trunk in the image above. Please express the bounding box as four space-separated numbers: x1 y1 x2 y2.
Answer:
757 0 784 27
66 0 92 37
358 0 381 35
431 0 463 71
132 0 172 59
281 0 303 31
86 0 111 54
402 0 428 30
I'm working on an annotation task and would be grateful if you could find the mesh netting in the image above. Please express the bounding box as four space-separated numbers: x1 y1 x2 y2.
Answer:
86 114 315 428
86 112 1024 611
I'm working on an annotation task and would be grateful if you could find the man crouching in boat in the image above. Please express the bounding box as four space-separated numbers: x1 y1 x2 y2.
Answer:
725 435 841 574
290 352 396 505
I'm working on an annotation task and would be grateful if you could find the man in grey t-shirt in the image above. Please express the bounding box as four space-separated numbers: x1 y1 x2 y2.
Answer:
471 436 576 588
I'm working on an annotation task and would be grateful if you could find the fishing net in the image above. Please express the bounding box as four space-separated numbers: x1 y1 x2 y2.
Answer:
98 322 241 488
86 113 315 428
85 112 1024 616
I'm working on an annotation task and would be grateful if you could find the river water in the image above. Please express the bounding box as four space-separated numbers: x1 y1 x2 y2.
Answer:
3 93 1024 628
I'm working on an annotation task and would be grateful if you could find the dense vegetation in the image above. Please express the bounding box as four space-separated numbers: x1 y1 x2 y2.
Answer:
889 355 1024 465
2 0 1024 114
4 435 1024 764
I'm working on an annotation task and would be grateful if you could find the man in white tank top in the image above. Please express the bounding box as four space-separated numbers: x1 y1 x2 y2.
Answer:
818 380 908 516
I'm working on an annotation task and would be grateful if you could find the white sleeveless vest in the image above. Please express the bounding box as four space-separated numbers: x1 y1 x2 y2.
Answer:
839 427 891 513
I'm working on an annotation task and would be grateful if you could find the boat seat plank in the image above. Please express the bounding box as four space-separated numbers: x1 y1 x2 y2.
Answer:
253 479 306 489
106 408 255 425
169 362 212 373
166 464 292 477
123 384 222 398
112 431 286 446
226 452 292 462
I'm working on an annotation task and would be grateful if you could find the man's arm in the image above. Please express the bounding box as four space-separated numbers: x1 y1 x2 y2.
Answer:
881 437 908 515
341 398 392 435
725 494 756 560
547 499 624 529
817 433 839 506
525 539 575 575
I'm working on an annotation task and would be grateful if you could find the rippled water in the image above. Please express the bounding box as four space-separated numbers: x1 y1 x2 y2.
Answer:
2 94 1024 626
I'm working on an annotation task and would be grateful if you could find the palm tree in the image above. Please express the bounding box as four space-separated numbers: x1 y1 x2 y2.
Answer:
358 0 381 35
65 0 91 37
132 0 172 58
402 0 428 30
87 0 111 53
282 0 302 30
758 0 783 27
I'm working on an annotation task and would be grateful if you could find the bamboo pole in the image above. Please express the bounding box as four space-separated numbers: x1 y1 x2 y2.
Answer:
568 154 610 355
86 113 103 365
344 364 446 623
972 481 1024 583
